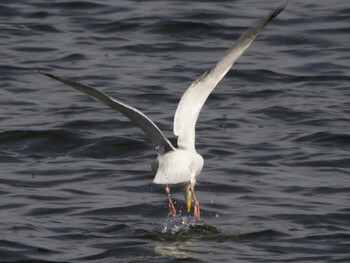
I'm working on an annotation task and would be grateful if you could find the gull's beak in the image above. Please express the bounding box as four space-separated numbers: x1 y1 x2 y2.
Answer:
186 195 192 212
184 186 192 213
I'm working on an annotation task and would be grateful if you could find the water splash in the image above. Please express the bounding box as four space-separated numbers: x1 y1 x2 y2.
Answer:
162 214 197 234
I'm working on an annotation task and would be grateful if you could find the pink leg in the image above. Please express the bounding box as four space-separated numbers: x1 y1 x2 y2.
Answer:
190 185 200 220
165 185 176 217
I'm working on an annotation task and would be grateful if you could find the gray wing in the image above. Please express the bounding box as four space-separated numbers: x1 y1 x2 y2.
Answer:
37 71 175 155
174 3 287 150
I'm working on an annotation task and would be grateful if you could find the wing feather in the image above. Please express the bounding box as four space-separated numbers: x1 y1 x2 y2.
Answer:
37 71 175 154
174 4 287 150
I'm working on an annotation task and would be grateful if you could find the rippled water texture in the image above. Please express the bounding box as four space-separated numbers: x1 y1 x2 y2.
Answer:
1 0 350 262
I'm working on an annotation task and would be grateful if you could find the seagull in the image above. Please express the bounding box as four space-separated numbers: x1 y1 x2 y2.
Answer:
37 4 286 220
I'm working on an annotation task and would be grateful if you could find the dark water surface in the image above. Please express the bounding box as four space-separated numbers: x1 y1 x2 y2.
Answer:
1 0 350 262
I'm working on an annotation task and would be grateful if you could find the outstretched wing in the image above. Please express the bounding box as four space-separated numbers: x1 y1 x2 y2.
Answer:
37 71 175 155
174 4 287 150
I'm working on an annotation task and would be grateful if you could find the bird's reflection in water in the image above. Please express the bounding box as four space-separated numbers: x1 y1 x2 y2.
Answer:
154 241 196 259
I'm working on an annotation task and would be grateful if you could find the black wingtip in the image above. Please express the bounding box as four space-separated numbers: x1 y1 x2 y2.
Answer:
34 69 47 76
34 69 57 80
268 2 288 22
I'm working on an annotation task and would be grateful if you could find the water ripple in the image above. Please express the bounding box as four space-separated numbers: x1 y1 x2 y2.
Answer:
1 1 349 262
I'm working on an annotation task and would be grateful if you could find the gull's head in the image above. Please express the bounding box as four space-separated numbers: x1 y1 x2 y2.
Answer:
183 183 192 212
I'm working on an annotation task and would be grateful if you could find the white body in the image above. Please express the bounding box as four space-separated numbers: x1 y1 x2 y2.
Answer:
152 149 204 185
